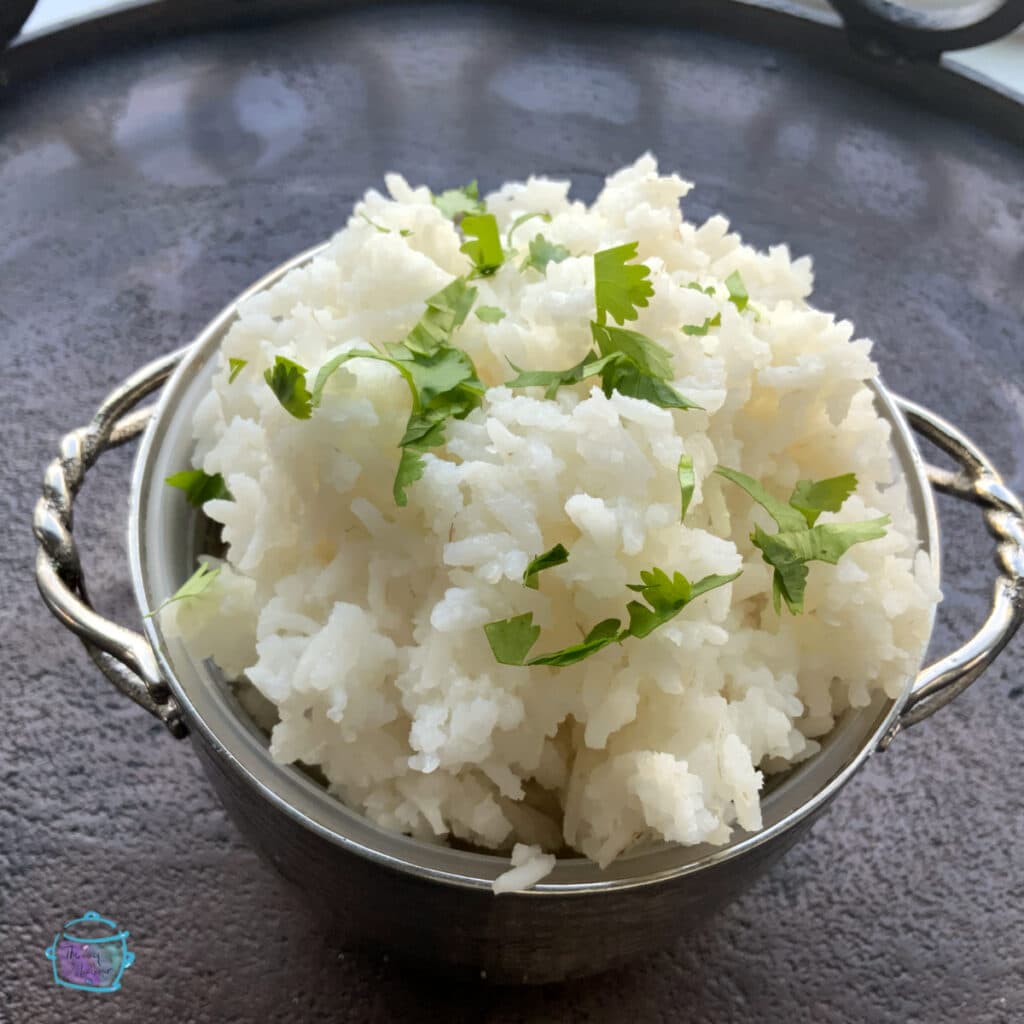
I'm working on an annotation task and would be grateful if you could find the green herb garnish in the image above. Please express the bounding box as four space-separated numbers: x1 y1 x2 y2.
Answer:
594 242 654 326
227 358 247 383
682 314 721 337
165 469 233 506
677 455 695 521
523 543 570 590
312 277 484 506
460 213 504 276
475 305 506 324
506 211 551 248
506 239 698 409
433 181 485 220
485 567 739 668
265 356 313 419
521 234 570 276
715 466 889 614
359 213 390 233
504 351 621 400
590 322 701 411
724 271 749 312
145 563 220 619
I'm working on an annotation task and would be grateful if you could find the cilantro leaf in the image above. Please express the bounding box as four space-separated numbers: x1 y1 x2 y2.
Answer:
485 612 542 666
624 568 740 638
505 323 700 411
311 278 484 507
523 543 570 590
527 618 623 667
475 305 506 324
265 356 313 419
401 277 478 357
754 517 891 613
591 322 674 381
165 469 233 506
433 181 485 220
145 563 220 619
228 358 247 383
789 474 859 528
594 242 654 326
359 213 390 233
682 314 721 337
521 234 570 275
717 466 890 614
504 352 620 400
483 566 739 669
393 448 427 507
599 361 701 410
678 454 695 521
460 213 504 276
686 282 716 295
592 322 701 410
714 466 807 532
724 270 749 312
506 211 551 248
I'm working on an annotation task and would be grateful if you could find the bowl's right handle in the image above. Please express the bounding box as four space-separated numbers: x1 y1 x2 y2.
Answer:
33 348 190 739
880 396 1024 749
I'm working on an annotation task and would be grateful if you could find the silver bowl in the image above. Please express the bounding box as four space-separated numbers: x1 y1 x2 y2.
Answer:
34 247 1024 983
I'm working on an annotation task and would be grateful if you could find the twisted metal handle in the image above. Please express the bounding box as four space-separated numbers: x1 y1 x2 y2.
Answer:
825 0 1024 59
33 348 190 738
881 395 1024 747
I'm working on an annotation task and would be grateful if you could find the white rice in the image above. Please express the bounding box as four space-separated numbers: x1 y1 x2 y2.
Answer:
164 155 940 891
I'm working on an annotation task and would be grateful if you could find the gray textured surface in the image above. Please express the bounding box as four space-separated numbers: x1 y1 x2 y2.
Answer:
2 5 1023 1022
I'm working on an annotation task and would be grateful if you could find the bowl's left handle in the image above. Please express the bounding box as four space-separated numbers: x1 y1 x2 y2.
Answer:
33 348 192 739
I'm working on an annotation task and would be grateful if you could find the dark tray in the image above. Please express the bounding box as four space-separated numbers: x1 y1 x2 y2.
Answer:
3 3 1023 1022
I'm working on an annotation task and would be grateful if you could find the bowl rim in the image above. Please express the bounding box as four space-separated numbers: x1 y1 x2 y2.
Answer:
129 243 941 894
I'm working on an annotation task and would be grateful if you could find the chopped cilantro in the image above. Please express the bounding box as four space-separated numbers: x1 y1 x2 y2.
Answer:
504 351 620 400
399 229 413 237
724 270 749 312
677 455 695 521
521 234 570 275
789 474 858 527
311 277 484 507
523 543 570 589
433 181 485 220
594 242 654 326
622 568 741 639
527 618 623 668
359 213 390 233
686 282 716 295
506 323 700 411
682 314 721 337
715 466 890 613
460 213 505 276
506 211 551 248
484 613 541 666
145 562 220 619
591 323 702 411
227 358 247 383
165 469 233 506
475 305 506 324
393 448 427 507
265 356 313 419
484 567 739 668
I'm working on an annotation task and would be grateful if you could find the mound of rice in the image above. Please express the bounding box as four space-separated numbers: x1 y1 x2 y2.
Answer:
164 155 940 891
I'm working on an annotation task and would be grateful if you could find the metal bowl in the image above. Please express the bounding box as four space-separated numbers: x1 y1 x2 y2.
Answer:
33 242 1024 982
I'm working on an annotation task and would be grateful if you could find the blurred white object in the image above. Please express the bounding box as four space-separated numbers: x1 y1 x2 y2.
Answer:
17 0 1024 89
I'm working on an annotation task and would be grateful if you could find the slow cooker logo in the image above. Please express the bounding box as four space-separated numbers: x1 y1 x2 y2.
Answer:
44 911 135 993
